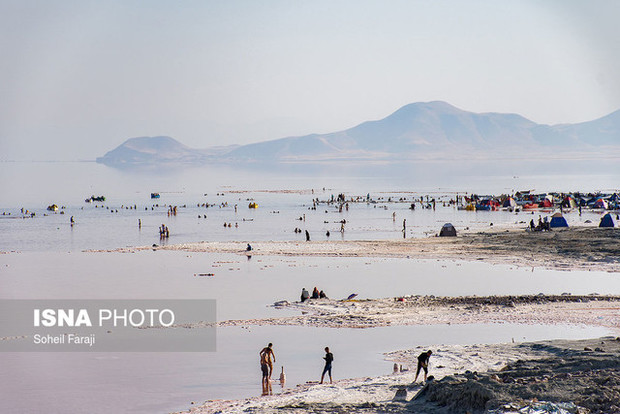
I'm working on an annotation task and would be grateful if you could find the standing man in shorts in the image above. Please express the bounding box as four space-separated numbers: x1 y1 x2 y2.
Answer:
260 343 276 380
260 351 270 394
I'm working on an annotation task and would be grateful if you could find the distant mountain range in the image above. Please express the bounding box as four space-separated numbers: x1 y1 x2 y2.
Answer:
96 136 238 165
96 101 620 165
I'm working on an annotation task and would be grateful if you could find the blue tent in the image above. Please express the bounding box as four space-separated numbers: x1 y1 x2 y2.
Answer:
549 212 568 228
599 213 616 228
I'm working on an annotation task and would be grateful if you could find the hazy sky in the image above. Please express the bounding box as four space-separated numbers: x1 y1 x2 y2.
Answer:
1 0 619 160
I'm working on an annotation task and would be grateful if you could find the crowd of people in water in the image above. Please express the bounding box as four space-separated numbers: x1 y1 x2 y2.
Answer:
11 188 617 403
11 188 618 249
306 190 620 213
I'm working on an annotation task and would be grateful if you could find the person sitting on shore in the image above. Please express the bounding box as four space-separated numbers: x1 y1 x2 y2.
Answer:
319 290 327 299
413 350 432 383
301 288 310 302
312 287 320 299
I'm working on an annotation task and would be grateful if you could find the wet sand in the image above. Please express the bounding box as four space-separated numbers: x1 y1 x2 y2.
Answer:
85 226 620 412
93 227 620 273
178 337 620 414
191 294 620 332
174 295 620 413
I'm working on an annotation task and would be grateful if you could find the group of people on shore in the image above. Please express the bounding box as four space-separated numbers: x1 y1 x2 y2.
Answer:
300 287 328 302
258 343 432 397
529 215 551 232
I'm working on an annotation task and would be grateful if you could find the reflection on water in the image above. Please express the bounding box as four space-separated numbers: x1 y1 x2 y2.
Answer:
1 160 619 413
261 376 273 397
2 160 618 252
1 250 618 413
2 251 620 321
0 323 612 414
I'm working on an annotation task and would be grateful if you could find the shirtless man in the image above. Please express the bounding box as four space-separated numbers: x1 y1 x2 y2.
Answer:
260 343 276 380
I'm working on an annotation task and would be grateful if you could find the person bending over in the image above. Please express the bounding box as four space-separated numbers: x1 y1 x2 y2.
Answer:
414 350 432 382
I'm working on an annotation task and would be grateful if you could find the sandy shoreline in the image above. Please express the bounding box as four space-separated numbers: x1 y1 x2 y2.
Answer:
162 294 620 334
87 227 620 273
171 295 620 413
80 227 620 412
210 295 620 331
178 336 620 414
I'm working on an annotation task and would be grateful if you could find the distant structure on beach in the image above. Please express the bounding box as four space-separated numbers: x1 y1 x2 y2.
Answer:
439 223 457 237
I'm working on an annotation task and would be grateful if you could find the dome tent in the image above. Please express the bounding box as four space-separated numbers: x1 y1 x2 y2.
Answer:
549 212 568 228
439 223 457 237
594 199 608 209
599 213 616 228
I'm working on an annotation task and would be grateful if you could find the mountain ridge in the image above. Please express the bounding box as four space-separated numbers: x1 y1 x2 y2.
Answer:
96 101 620 165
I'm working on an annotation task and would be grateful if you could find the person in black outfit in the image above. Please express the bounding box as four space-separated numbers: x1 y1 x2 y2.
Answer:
414 350 432 382
320 346 334 384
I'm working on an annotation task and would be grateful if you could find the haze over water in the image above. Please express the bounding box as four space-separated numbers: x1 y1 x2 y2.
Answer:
1 160 618 253
2 2 620 412
2 159 618 206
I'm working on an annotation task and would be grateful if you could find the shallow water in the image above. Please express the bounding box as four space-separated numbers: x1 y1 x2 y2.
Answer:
1 161 618 253
0 323 612 414
1 161 619 413
0 185 614 253
2 251 620 321
1 251 619 412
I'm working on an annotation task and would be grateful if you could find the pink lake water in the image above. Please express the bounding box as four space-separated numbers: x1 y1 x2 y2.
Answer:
0 161 619 413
